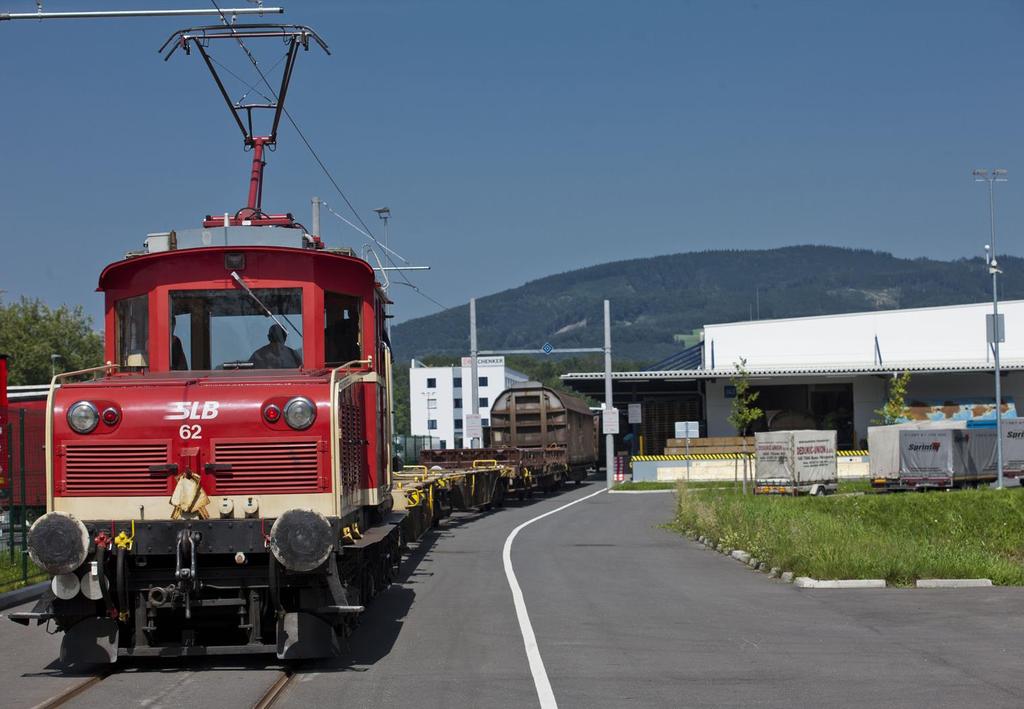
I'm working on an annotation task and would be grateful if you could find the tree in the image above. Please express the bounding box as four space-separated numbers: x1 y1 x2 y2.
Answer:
874 371 911 425
727 358 764 494
0 297 104 385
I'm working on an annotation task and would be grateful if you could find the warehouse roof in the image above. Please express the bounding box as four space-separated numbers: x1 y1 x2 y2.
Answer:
563 359 1024 383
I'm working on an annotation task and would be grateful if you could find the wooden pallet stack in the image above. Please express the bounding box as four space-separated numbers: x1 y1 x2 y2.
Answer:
663 436 755 456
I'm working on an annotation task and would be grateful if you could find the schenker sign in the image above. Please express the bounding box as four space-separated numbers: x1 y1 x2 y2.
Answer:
461 356 505 367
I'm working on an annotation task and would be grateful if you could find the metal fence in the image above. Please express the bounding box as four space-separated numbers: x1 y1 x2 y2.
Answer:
1 407 46 592
393 434 441 466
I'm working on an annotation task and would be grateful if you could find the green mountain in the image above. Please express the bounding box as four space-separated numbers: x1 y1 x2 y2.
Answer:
392 246 1023 363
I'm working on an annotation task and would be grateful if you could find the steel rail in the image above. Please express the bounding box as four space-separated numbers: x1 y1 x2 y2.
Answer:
32 671 111 709
1 8 283 21
253 670 295 709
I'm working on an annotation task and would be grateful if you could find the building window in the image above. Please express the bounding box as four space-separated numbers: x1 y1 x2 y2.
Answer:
427 398 437 410
454 419 463 430
453 377 462 387
428 419 438 430
479 376 488 387
426 377 436 389
453 398 462 409
482 418 489 427
479 397 488 408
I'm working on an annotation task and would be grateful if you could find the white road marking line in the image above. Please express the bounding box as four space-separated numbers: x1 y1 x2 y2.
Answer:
502 487 607 709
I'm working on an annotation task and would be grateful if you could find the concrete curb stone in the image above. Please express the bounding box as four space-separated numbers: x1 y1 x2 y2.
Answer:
748 557 759 568
730 550 750 563
769 567 781 578
795 577 887 589
916 579 993 588
780 572 795 583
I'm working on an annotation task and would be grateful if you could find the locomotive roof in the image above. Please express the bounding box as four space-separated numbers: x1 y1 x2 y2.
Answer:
97 243 375 292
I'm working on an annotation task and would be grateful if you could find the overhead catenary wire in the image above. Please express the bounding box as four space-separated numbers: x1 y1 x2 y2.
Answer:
323 203 410 265
208 0 449 312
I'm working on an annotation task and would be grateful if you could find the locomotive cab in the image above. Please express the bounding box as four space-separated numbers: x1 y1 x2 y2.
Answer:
14 226 401 662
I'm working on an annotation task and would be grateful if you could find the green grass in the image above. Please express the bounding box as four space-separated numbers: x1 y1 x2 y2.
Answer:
673 483 1024 586
0 554 44 594
615 480 730 491
615 481 683 491
838 479 873 494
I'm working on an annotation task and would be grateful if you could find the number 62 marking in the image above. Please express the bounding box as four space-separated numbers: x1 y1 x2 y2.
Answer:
179 424 202 440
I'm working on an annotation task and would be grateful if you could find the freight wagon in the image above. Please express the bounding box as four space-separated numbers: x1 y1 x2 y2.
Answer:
2 378 48 520
489 383 598 485
419 446 559 499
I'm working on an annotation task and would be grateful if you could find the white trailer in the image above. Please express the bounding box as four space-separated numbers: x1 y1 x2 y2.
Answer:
869 418 1024 490
754 430 838 496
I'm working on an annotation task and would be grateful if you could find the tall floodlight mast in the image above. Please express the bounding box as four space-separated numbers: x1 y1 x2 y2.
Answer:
160 24 330 229
973 167 1008 489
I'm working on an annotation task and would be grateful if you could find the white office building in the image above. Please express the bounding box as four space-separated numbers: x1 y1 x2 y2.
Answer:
409 356 529 449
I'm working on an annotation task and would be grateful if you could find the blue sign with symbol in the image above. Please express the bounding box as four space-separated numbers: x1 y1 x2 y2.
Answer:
541 342 554 355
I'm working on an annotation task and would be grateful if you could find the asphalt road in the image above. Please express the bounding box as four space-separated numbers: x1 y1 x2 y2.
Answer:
1 482 1023 707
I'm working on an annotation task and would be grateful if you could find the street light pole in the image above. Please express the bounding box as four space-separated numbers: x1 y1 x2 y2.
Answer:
974 168 1008 489
470 298 479 449
374 207 391 255
604 300 614 489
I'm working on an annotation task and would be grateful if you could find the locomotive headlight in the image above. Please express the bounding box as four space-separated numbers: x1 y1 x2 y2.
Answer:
283 397 316 430
67 401 99 434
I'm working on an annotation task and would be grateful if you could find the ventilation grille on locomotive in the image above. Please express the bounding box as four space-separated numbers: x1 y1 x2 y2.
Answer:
63 443 170 496
213 440 323 494
338 403 362 493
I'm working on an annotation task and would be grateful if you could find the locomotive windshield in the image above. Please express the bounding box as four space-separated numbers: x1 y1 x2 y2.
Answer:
170 288 304 370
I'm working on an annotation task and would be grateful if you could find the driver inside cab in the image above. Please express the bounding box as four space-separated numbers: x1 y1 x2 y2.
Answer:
249 323 303 369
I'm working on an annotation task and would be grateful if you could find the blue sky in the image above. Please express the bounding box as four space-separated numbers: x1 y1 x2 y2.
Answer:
1 0 1022 326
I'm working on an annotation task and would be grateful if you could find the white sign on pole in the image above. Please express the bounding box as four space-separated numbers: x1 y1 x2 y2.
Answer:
987 313 1006 344
674 421 700 439
603 408 620 435
465 414 483 440
627 403 642 424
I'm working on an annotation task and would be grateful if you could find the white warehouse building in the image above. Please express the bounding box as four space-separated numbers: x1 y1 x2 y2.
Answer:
564 300 1024 453
409 356 529 449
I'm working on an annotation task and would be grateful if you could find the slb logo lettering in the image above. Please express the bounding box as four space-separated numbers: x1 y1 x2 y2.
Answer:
165 401 220 420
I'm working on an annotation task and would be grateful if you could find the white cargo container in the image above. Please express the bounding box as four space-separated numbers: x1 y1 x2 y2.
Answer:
754 430 838 496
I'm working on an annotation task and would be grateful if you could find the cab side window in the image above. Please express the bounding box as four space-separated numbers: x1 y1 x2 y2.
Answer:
324 292 361 366
116 295 149 368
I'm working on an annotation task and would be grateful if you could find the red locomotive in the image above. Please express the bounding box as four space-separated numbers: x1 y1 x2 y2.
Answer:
10 24 420 663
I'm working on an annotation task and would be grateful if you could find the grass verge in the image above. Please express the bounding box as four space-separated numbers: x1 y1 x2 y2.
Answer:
673 483 1024 586
616 480 733 491
614 481 692 491
0 554 44 594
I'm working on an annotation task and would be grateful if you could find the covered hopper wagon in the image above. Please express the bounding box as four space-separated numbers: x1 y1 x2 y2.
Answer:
489 383 598 486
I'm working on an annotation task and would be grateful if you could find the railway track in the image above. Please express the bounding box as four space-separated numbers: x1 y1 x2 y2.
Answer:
31 668 296 709
253 670 296 709
32 672 110 709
